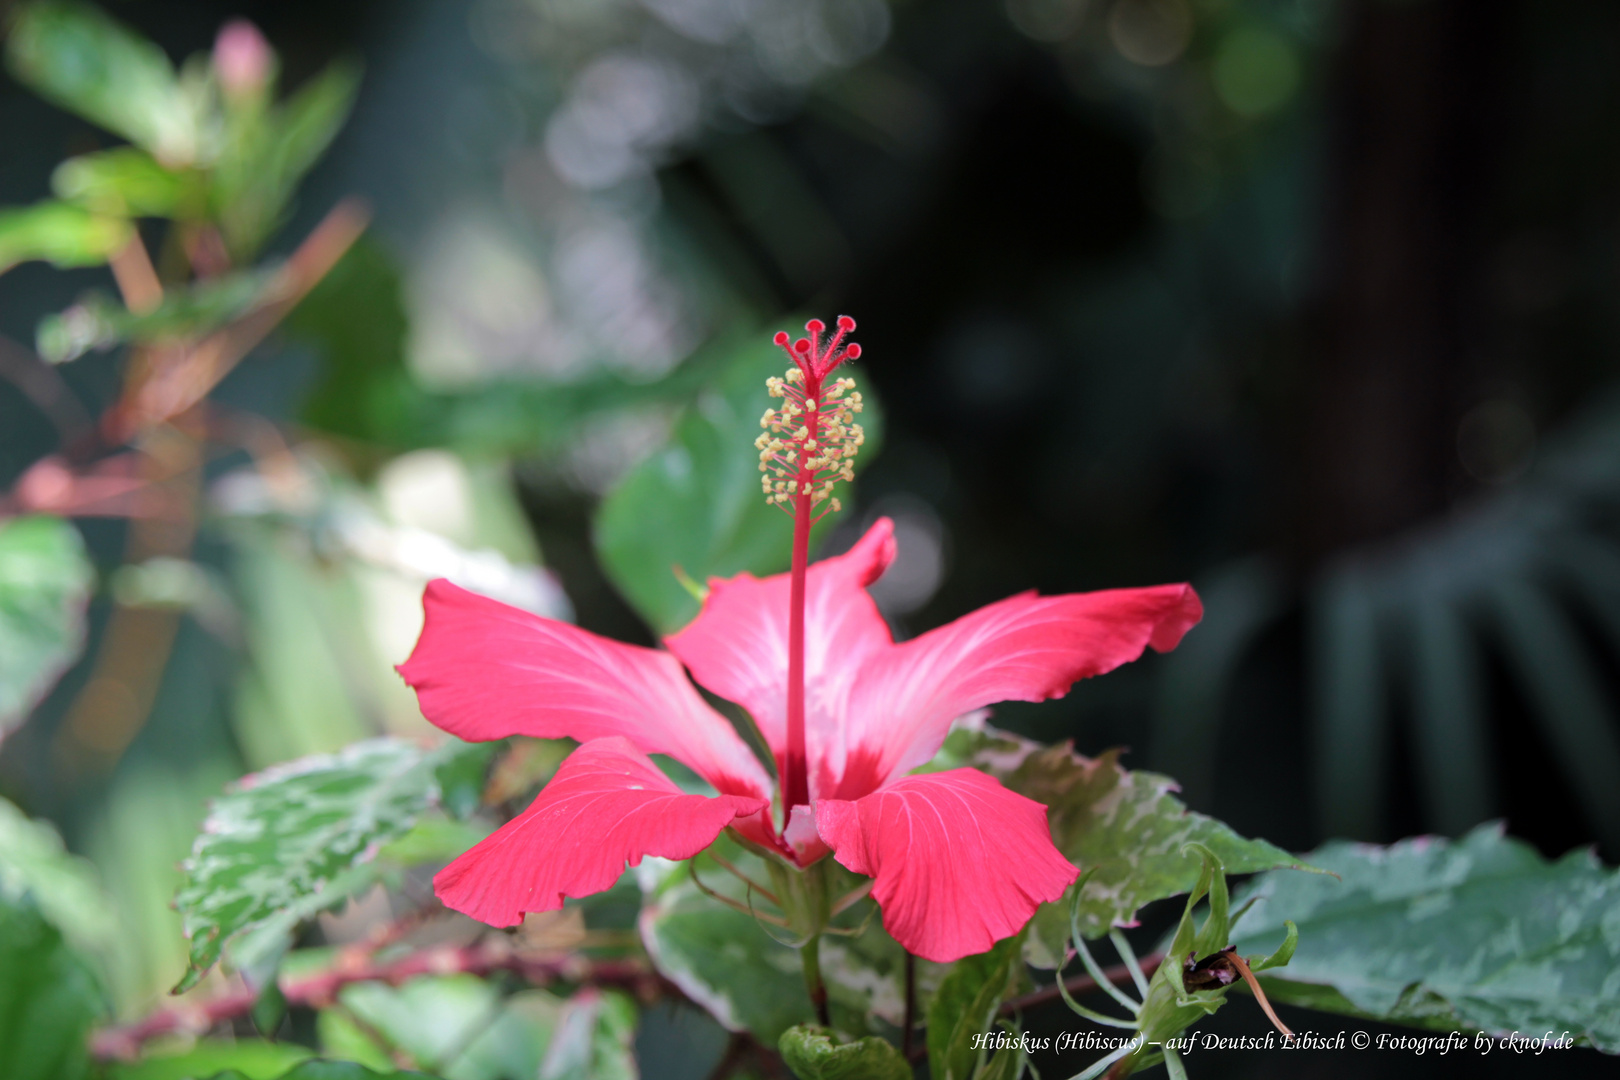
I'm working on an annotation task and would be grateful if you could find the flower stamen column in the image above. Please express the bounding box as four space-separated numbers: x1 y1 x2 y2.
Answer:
760 318 864 813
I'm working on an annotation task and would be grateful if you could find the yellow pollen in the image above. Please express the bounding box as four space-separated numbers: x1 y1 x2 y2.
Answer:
758 365 863 516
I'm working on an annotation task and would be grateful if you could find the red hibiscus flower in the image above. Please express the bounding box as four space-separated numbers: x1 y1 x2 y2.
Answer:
398 319 1202 965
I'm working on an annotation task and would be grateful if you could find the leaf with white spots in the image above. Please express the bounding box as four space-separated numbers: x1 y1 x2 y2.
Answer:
933 722 1305 962
174 737 491 991
1227 824 1620 1052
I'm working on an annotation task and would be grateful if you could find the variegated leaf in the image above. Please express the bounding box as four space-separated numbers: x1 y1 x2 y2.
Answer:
1228 824 1620 1053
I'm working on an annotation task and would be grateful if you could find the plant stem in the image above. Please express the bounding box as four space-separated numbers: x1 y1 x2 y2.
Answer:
902 951 916 1059
801 932 830 1027
91 938 664 1061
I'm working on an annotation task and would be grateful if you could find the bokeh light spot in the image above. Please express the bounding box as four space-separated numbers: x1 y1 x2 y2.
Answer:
1212 27 1301 116
1109 0 1193 68
1005 0 1090 44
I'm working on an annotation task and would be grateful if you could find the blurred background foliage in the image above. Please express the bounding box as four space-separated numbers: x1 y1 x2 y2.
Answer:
3 0 1620 1076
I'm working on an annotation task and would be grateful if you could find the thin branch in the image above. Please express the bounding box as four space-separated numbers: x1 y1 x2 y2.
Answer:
108 233 163 315
91 938 666 1061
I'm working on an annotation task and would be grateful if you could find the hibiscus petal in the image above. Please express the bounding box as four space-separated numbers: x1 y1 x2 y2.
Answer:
399 579 772 800
664 518 896 772
435 736 767 925
833 584 1202 798
815 769 1078 963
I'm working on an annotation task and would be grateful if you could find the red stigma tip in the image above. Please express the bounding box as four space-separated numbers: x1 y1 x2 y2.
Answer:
806 319 825 334
794 338 811 353
843 343 861 360
837 315 855 332
774 331 790 346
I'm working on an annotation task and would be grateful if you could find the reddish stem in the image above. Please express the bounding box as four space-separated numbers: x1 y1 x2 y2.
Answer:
783 369 822 815
91 939 664 1061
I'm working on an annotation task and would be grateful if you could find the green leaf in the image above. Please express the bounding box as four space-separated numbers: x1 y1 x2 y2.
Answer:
0 515 94 737
215 60 360 257
0 895 105 1080
1227 823 1620 1052
52 147 187 218
318 977 632 1080
938 722 1306 961
0 199 131 274
779 1026 910 1080
173 738 482 992
595 331 883 635
5 2 198 164
206 1064 438 1080
638 838 937 1045
106 1039 313 1080
0 797 114 960
926 936 1019 1080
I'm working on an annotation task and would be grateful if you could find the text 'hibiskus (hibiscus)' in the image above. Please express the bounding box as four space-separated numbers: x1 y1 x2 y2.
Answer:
396 317 1204 1004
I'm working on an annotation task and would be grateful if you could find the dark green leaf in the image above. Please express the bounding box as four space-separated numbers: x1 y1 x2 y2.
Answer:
287 237 412 442
0 515 94 736
173 738 482 991
0 895 105 1080
595 332 882 635
1227 823 1620 1052
779 1026 910 1080
5 2 197 163
938 723 1305 961
52 147 187 218
926 936 1019 1080
0 199 130 273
